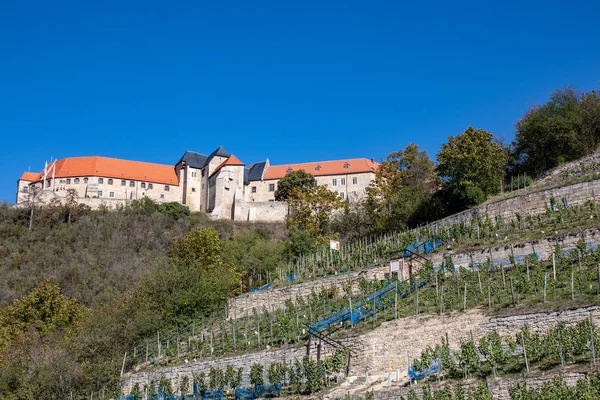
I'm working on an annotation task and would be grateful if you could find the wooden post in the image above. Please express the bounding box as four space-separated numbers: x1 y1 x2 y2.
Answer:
120 351 127 378
510 277 515 306
552 253 557 281
394 282 398 320
157 331 161 358
487 283 491 310
463 283 467 311
571 268 575 301
526 260 530 281
590 312 597 371
415 285 419 315
557 329 565 367
349 295 354 327
521 331 529 373
501 264 506 289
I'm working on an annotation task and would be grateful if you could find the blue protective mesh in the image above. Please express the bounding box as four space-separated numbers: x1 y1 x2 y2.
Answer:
408 359 440 380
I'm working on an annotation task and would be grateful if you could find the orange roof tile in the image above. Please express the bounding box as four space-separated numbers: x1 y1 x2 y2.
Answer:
21 156 178 185
263 158 378 180
19 172 41 182
211 155 245 176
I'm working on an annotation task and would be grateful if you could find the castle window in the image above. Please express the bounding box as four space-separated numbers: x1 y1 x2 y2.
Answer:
74 178 80 184
98 178 103 184
108 179 113 185
251 186 257 193
202 169 205 177
340 192 345 199
121 180 126 186
191 187 196 192
315 165 321 171
164 185 170 192
109 192 114 198
269 183 275 192
141 182 146 189
66 178 71 184
286 167 293 173
148 183 153 189
352 177 358 184
160 194 164 199
344 162 350 169
129 181 135 187
98 191 102 197
84 178 88 183
341 178 346 185
332 178 337 186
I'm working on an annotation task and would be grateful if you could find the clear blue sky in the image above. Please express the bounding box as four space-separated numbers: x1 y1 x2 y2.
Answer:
1 0 599 203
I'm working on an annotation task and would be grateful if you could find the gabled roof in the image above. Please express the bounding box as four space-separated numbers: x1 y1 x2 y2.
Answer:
211 155 245 177
263 158 378 180
203 146 230 168
245 161 267 184
178 151 208 169
20 156 179 185
19 172 40 182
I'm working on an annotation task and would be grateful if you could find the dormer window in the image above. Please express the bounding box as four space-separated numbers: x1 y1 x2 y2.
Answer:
287 167 293 173
344 162 350 169
315 165 321 171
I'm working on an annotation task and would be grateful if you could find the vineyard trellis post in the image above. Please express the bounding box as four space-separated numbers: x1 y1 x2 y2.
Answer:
521 331 529 373
590 312 597 371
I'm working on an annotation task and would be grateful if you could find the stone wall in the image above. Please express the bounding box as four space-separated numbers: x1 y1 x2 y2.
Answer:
227 267 389 319
427 178 600 230
122 346 306 395
338 306 599 377
232 190 289 222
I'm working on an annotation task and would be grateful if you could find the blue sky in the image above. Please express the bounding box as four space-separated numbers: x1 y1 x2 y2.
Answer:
1 0 599 203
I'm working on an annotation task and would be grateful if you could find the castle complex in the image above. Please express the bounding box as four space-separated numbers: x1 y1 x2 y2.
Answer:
16 146 378 221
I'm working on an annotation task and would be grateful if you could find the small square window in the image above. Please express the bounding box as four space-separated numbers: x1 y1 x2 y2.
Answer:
98 178 103 184
191 187 196 192
332 179 337 186
108 179 113 185
109 192 114 198
66 178 71 184
269 183 275 192
352 177 358 185
121 180 126 186
251 186 257 193
83 178 88 183
141 182 146 188
164 185 170 191
341 178 346 185
148 183 153 189
98 191 102 197
129 181 135 187
74 178 80 184
160 194 164 199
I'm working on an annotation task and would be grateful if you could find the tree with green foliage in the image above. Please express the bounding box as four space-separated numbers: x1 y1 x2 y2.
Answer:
287 185 345 237
221 229 284 289
135 227 241 327
364 143 438 233
437 126 506 201
274 170 316 201
250 363 264 386
512 87 600 175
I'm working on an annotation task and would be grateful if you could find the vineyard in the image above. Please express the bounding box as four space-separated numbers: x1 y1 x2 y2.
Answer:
128 218 600 374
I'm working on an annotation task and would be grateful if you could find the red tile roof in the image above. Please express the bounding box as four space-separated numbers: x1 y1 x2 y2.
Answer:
263 158 378 180
211 155 245 176
20 156 178 185
19 172 41 182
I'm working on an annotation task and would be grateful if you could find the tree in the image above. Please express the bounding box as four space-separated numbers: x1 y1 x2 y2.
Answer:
274 170 316 201
65 188 79 225
287 185 345 237
363 144 439 233
436 126 506 198
513 87 600 175
25 186 42 231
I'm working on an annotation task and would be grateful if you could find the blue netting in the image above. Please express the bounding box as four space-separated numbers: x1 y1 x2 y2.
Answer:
287 272 296 282
404 238 442 257
249 283 271 292
309 279 429 333
234 383 281 399
408 359 440 380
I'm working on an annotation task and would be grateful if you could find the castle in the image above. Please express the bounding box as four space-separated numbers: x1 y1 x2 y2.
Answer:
16 147 378 221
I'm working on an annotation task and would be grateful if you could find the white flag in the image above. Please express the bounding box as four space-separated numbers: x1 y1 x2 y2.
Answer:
329 240 340 251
